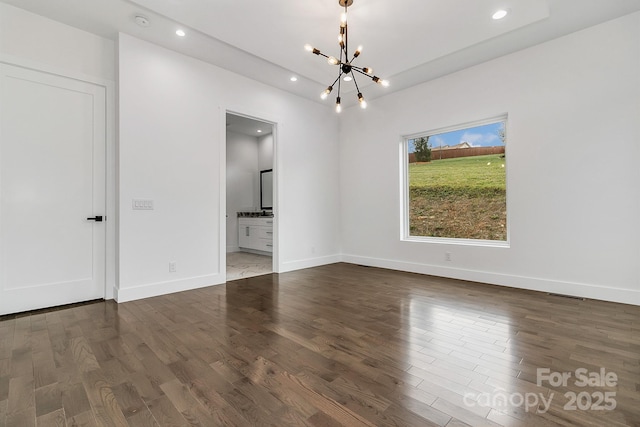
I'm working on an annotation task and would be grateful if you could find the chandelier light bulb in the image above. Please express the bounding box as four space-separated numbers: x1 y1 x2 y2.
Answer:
321 86 333 99
341 12 347 25
336 97 342 113
354 46 363 58
343 75 353 82
328 56 339 65
372 76 389 87
358 92 367 109
363 67 373 74
304 44 313 52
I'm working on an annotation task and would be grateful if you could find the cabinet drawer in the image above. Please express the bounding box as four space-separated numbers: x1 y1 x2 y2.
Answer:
257 239 274 252
238 217 273 226
258 227 273 239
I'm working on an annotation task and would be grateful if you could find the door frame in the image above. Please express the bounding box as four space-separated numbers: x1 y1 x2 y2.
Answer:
220 107 281 278
1 55 116 301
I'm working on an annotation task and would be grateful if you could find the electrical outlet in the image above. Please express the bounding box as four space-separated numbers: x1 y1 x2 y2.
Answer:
445 252 452 262
169 261 176 273
133 199 154 210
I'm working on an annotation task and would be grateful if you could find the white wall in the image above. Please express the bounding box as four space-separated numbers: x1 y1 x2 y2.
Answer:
258 133 275 211
258 133 274 172
256 133 274 209
117 33 341 301
226 130 259 252
0 3 115 82
339 12 640 305
0 3 117 300
257 133 274 210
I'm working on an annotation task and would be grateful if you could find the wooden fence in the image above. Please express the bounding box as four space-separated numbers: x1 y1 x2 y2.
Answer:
409 146 505 163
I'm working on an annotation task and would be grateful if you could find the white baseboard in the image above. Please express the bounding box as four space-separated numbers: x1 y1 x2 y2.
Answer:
112 254 638 306
114 274 225 303
340 254 640 306
278 254 342 273
238 248 272 256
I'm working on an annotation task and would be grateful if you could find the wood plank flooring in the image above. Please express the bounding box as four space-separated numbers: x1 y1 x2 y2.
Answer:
1 262 639 426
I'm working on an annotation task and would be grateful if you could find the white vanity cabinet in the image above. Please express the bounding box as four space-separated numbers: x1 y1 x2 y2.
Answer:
238 217 273 253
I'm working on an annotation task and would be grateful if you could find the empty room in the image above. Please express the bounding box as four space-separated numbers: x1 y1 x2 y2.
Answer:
0 0 639 426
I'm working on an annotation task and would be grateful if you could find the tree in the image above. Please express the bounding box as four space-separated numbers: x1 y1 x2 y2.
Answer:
498 123 506 145
414 136 432 162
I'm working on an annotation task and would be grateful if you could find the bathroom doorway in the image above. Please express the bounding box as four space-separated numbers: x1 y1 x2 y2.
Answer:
225 113 275 281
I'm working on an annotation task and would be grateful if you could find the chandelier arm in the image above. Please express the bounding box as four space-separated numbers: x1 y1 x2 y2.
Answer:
351 72 361 94
352 67 379 79
351 67 370 77
350 70 358 83
314 51 331 60
329 74 342 89
339 20 348 58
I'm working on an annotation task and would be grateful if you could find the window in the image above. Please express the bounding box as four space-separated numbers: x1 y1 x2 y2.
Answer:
403 117 507 243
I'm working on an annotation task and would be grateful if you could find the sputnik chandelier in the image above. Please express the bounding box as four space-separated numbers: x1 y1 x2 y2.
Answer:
304 0 389 112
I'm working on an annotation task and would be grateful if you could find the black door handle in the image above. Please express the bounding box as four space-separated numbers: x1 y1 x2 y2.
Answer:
87 216 103 222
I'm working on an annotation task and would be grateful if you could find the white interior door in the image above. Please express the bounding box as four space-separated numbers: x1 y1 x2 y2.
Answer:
0 63 106 315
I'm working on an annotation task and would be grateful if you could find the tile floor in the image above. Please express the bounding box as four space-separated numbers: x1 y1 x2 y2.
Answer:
226 251 272 281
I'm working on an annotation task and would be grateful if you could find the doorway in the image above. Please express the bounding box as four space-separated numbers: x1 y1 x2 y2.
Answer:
0 64 106 315
225 113 275 281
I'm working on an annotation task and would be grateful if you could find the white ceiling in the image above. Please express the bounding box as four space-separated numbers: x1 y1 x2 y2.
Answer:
226 113 273 138
4 0 640 106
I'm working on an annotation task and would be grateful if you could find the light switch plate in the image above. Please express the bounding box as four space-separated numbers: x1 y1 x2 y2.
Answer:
132 199 154 210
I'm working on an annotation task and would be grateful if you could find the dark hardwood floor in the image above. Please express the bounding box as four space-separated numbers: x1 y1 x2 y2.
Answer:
1 263 639 426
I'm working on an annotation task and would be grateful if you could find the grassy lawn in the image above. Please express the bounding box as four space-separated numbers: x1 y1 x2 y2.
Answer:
409 154 507 240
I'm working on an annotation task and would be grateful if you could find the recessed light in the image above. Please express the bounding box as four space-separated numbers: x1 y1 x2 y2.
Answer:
343 75 353 82
492 9 508 20
257 129 263 133
176 29 186 37
290 76 298 82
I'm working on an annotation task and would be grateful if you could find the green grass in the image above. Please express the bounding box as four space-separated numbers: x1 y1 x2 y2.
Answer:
409 154 506 190
409 154 507 240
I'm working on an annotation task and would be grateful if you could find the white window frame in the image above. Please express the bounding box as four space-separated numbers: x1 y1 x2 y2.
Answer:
400 115 510 247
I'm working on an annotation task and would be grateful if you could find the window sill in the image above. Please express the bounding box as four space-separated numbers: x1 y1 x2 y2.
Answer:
402 235 510 248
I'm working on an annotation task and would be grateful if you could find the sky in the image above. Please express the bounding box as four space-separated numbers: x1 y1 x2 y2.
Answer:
408 121 504 153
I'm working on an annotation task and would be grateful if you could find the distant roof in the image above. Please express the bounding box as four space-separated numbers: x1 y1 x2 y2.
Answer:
434 142 472 150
